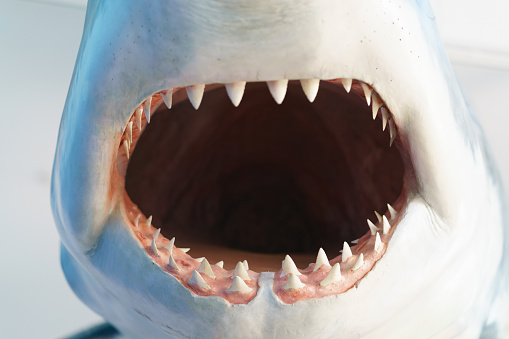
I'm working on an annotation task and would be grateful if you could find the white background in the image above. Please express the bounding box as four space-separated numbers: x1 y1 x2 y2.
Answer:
0 0 508 338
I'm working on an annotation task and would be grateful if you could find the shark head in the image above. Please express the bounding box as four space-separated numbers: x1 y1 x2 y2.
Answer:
51 0 508 337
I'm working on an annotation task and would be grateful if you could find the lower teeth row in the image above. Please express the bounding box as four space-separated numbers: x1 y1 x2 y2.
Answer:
126 203 398 303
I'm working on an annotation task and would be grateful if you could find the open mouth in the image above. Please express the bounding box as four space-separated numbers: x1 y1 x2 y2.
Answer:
114 79 414 304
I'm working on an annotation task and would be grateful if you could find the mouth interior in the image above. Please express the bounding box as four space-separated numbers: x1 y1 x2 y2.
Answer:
124 81 405 271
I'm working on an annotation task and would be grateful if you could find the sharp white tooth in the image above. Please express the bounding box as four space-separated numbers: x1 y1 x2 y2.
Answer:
374 233 383 253
189 270 210 290
283 273 305 290
234 261 251 280
164 237 175 256
227 276 252 293
320 263 342 287
186 84 205 110
180 248 190 253
243 260 249 271
143 96 152 123
169 255 179 270
374 211 382 224
351 253 364 271
146 215 152 226
360 82 372 106
383 215 391 234
341 78 352 93
372 94 382 119
151 228 160 255
267 79 288 104
126 121 133 146
134 214 140 228
367 219 379 236
381 107 389 130
313 248 330 272
225 81 246 107
123 139 130 159
134 107 143 131
342 242 352 262
300 79 320 102
195 257 205 263
389 119 397 146
161 89 173 109
215 261 224 268
387 203 397 220
152 228 160 240
280 255 301 277
351 239 359 244
198 258 215 278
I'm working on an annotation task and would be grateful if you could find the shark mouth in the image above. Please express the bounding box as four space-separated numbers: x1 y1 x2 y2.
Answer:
115 78 413 305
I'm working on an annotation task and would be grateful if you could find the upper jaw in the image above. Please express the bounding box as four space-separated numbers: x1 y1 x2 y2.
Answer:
54 0 472 251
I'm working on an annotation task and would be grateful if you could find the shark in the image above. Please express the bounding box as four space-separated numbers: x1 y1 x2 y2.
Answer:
51 0 508 338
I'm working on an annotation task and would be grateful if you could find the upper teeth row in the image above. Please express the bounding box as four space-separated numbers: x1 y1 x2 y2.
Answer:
122 78 398 159
144 78 379 110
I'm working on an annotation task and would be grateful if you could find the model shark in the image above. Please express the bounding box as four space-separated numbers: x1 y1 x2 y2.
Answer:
51 0 508 338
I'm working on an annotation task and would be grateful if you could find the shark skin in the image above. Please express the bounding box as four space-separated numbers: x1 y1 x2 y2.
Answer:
51 0 508 338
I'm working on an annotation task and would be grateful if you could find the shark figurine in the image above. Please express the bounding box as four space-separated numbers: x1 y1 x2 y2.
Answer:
51 0 508 338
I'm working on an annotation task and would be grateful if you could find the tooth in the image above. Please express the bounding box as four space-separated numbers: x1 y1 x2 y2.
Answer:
134 107 142 131
283 273 305 290
374 211 382 224
151 228 160 255
372 94 382 119
381 107 389 130
186 84 205 110
146 215 152 226
300 79 320 102
342 242 352 262
387 203 397 220
341 78 352 93
267 79 288 104
198 258 215 278
143 96 152 123
320 263 342 287
243 260 249 271
161 89 173 109
351 253 364 271
180 248 190 253
134 214 140 228
164 237 175 255
367 219 379 236
126 121 133 146
383 215 391 234
195 257 205 263
189 270 210 290
227 276 252 293
374 233 383 253
389 119 397 146
234 261 251 280
123 140 130 159
280 255 301 277
215 261 224 268
360 82 372 106
351 239 359 244
313 248 330 272
225 81 246 107
168 255 179 271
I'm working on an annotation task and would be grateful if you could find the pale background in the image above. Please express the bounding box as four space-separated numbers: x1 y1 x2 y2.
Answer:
0 0 508 338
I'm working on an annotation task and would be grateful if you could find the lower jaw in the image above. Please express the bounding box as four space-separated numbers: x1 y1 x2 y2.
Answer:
113 79 414 305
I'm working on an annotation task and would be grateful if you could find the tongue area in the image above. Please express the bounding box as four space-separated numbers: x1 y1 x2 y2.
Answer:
124 81 404 271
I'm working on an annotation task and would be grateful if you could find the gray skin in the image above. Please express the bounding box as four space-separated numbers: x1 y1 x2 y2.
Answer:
52 0 508 338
